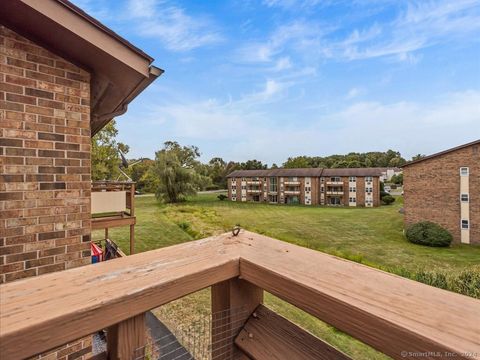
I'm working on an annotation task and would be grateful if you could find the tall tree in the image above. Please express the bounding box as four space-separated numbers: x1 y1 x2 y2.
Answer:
91 120 129 181
152 141 207 203
412 154 426 161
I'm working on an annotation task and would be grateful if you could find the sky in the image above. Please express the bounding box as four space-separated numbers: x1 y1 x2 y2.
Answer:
73 0 480 164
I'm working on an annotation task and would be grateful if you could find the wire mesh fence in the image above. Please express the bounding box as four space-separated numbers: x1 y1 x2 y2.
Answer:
132 307 248 360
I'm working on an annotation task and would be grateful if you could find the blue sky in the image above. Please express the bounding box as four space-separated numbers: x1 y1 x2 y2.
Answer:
74 0 480 164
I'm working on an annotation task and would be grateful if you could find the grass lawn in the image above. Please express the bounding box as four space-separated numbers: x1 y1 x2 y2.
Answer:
94 193 480 359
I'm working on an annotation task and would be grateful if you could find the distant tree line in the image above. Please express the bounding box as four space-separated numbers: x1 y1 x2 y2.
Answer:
282 150 406 169
92 122 418 202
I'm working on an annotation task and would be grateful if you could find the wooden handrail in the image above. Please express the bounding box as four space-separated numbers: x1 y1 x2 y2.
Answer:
1 231 479 359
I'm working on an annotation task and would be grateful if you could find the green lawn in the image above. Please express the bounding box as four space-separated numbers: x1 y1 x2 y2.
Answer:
94 193 480 360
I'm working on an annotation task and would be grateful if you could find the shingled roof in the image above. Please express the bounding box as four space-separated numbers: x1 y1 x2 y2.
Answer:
227 167 383 178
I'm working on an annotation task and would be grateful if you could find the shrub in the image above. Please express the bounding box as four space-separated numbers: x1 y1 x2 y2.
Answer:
406 221 452 247
217 194 228 201
206 185 220 191
380 190 390 198
381 195 395 205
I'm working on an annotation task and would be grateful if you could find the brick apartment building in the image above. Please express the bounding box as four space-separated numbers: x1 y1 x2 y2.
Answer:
403 140 480 245
0 0 161 358
227 168 382 207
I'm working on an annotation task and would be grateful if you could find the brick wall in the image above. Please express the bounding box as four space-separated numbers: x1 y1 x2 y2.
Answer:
0 25 92 358
404 144 480 244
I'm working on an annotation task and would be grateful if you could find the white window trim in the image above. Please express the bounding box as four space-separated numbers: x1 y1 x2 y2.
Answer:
461 194 469 202
460 167 469 176
461 219 469 229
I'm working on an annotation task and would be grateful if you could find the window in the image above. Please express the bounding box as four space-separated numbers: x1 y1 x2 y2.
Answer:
263 177 267 181
366 187 373 193
349 176 356 182
461 194 469 202
269 195 278 203
269 177 277 192
460 167 469 176
231 185 236 190
252 177 259 181
305 186 311 192
242 177 246 181
231 197 236 201
330 177 341 182
241 185 246 190
321 177 324 182
365 176 373 182
349 187 356 192
288 176 297 181
461 220 469 229
349 197 356 203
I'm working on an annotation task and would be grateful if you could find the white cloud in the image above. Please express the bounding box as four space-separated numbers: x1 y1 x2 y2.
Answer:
237 0 480 67
346 87 363 99
131 88 480 163
125 0 223 52
272 57 293 71
339 0 480 61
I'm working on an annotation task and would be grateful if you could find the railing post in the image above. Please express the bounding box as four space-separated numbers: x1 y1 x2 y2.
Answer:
130 183 135 255
211 278 263 359
107 313 146 360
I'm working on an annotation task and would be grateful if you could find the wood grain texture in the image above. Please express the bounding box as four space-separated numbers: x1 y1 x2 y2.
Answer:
236 232 480 360
107 313 145 360
91 215 136 230
1 230 479 360
235 305 351 360
0 232 241 360
211 278 263 359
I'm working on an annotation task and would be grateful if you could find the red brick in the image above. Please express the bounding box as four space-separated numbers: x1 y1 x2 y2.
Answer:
5 74 35 87
6 57 37 70
0 82 23 94
25 87 54 99
26 53 54 67
0 100 24 111
5 269 36 282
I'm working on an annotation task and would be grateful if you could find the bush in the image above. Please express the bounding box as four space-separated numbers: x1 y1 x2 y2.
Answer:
206 185 220 191
217 194 228 201
381 195 395 205
406 221 452 247
380 190 390 198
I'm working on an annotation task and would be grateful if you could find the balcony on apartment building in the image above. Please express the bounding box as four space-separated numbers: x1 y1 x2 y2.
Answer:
91 181 136 255
326 180 344 185
284 187 301 195
284 178 301 185
246 178 261 185
1 230 478 360
246 187 262 194
326 187 344 195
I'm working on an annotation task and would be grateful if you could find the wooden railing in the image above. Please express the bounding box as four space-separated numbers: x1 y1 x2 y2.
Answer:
1 231 479 359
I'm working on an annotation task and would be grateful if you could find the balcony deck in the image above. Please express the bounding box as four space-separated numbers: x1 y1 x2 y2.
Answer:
91 181 136 254
1 231 479 359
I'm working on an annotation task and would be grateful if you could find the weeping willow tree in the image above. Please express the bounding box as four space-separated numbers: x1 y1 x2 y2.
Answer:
91 120 129 181
152 141 210 203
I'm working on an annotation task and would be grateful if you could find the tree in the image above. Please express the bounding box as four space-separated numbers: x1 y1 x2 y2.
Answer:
91 120 129 181
412 154 426 161
126 158 156 193
152 141 207 203
390 173 403 185
239 159 268 170
283 156 311 168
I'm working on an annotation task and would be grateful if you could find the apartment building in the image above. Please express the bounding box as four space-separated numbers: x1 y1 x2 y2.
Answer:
0 1 160 358
403 140 480 245
227 168 382 207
